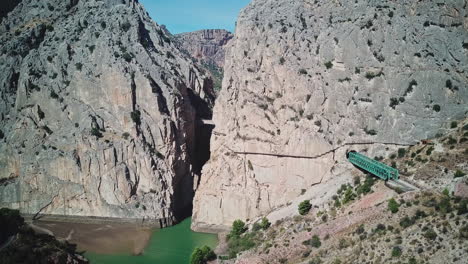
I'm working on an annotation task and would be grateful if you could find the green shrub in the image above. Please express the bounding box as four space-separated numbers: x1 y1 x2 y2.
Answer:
426 146 434 155
227 232 256 259
342 188 356 204
338 238 350 249
353 176 361 185
414 210 427 219
356 224 365 234
91 127 103 138
259 217 271 230
122 52 133 62
389 98 399 109
447 137 457 145
0 129 4 139
299 69 308 75
433 105 441 112
230 220 247 238
454 170 466 178
391 246 402 257
365 71 382 80
279 57 285 65
356 176 376 195
131 110 141 126
423 229 437 240
398 148 406 158
456 199 468 215
388 198 399 214
374 223 386 233
310 235 321 248
248 160 253 170
308 256 322 264
298 200 312 215
442 188 450 197
460 225 468 239
122 132 130 140
252 222 261 231
450 121 458 128
75 63 83 70
364 127 377 135
190 245 216 264
121 21 131 32
324 61 333 69
399 216 415 228
437 196 452 214
0 208 24 244
50 90 59 99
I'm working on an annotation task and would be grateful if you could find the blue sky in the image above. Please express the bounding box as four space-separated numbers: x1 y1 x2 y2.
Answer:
139 0 251 34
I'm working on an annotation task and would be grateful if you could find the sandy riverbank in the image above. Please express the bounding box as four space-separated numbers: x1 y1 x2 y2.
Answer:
30 220 154 255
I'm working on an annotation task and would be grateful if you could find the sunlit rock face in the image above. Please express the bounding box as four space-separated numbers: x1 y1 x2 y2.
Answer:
175 29 233 68
192 0 468 232
0 0 215 225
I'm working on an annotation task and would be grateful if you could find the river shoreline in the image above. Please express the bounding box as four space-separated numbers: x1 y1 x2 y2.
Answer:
24 215 156 255
22 213 171 227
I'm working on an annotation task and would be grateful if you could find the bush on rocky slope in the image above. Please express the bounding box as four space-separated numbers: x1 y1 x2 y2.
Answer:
0 208 87 264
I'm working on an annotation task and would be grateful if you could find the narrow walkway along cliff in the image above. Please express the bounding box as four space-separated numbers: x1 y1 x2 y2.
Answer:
191 0 468 232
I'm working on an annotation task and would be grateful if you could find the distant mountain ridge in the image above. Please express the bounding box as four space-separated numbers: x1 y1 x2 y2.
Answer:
175 29 233 68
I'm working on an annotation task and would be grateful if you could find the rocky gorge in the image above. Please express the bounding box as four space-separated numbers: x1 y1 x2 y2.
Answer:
0 0 215 226
0 0 467 263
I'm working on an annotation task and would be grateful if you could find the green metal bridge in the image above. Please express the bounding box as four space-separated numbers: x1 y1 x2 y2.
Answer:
347 151 399 180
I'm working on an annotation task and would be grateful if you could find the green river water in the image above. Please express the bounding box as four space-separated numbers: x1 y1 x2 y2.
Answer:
85 218 218 264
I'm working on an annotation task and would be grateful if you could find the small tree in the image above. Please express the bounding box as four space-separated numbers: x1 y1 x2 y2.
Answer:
310 235 321 248
190 246 216 264
391 246 402 257
131 110 141 126
397 148 406 158
388 198 399 214
259 217 271 230
91 127 103 138
230 220 247 238
298 200 312 215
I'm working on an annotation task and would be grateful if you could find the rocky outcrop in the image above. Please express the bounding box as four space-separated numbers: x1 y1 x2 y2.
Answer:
175 29 233 68
0 0 214 225
192 0 468 231
0 208 88 264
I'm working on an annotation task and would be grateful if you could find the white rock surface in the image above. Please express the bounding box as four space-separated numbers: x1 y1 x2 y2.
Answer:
192 0 468 231
0 0 214 225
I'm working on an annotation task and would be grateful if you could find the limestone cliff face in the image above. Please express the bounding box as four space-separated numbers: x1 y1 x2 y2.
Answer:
0 0 214 225
175 29 233 68
192 0 468 231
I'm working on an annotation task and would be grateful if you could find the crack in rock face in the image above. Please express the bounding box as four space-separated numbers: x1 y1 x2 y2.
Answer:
0 0 214 225
191 0 468 231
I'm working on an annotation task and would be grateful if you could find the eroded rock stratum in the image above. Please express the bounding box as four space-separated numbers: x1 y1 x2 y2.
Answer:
0 0 214 225
192 0 468 232
175 29 233 68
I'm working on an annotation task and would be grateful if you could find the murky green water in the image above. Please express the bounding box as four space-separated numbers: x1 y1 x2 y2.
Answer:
85 218 217 264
